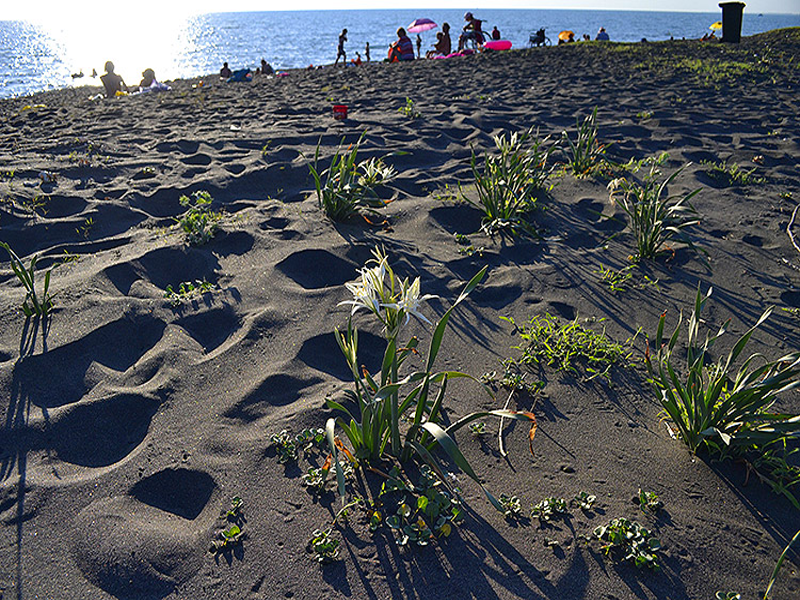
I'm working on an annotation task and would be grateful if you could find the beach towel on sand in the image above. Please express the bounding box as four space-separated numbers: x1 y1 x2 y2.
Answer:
227 69 253 83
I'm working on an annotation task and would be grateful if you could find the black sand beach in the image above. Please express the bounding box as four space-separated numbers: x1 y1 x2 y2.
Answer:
1 29 799 600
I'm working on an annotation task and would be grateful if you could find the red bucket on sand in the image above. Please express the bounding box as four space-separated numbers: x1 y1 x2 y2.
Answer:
332 105 348 120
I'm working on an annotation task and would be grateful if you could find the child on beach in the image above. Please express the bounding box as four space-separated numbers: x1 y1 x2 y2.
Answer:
335 29 348 66
427 32 449 58
139 68 155 88
100 61 127 98
138 68 171 92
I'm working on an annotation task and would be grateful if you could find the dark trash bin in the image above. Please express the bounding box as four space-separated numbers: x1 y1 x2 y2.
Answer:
719 2 746 43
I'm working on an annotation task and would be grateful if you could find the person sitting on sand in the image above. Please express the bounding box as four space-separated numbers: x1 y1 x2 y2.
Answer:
459 12 484 50
138 68 170 92
388 28 415 62
596 27 609 41
100 61 127 98
558 32 576 45
335 29 348 66
426 32 449 58
260 59 274 75
139 68 156 88
351 52 362 66
491 26 501 41
220 62 232 78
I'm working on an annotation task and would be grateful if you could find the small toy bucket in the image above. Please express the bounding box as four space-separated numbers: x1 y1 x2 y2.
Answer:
332 105 348 120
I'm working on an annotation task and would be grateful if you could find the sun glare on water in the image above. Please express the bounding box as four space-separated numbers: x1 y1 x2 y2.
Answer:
32 4 198 86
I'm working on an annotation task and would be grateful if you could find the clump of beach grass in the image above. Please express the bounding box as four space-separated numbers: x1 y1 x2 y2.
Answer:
561 107 607 178
463 127 555 236
608 164 703 262
0 241 55 318
646 286 800 455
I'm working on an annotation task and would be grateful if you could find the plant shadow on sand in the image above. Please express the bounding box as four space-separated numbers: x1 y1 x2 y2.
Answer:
1 315 50 600
321 504 692 600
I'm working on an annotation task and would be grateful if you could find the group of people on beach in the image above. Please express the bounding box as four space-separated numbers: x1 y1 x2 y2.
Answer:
219 59 274 82
333 12 508 65
98 61 169 98
556 27 610 44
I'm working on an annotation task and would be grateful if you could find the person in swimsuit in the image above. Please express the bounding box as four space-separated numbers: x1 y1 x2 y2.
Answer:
459 13 484 50
388 27 415 62
335 29 348 66
100 61 127 98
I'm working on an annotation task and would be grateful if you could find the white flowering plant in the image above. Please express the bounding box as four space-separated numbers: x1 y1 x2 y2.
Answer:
308 133 396 222
464 128 554 236
325 248 537 512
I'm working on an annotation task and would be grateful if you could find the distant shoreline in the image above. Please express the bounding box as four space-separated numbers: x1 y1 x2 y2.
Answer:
0 9 797 98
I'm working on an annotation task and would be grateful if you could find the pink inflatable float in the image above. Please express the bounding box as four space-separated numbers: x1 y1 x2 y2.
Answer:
483 40 512 51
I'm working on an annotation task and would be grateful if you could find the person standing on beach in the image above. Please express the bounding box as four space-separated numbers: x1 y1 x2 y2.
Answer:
416 34 422 58
441 23 452 55
335 29 348 66
100 61 127 98
365 42 370 61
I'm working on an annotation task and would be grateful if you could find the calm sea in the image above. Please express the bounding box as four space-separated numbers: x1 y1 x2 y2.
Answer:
0 8 797 99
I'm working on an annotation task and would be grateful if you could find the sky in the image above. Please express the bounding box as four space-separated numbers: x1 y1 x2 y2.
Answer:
0 0 796 21
0 0 800 21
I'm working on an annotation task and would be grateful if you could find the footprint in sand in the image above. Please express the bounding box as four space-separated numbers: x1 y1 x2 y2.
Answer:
298 331 385 380
38 194 87 218
73 468 216 599
15 316 166 408
276 247 372 290
174 306 241 355
224 372 324 422
180 153 212 166
49 393 159 468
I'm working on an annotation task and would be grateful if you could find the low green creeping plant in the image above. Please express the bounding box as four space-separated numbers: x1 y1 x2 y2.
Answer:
176 190 222 245
594 517 661 570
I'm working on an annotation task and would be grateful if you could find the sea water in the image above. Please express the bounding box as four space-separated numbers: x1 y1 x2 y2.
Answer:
0 8 797 99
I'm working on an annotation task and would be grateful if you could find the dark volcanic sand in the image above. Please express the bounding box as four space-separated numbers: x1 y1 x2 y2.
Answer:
1 29 799 600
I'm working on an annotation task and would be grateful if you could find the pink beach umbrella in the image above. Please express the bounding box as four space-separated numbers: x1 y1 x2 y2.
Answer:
407 18 438 34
